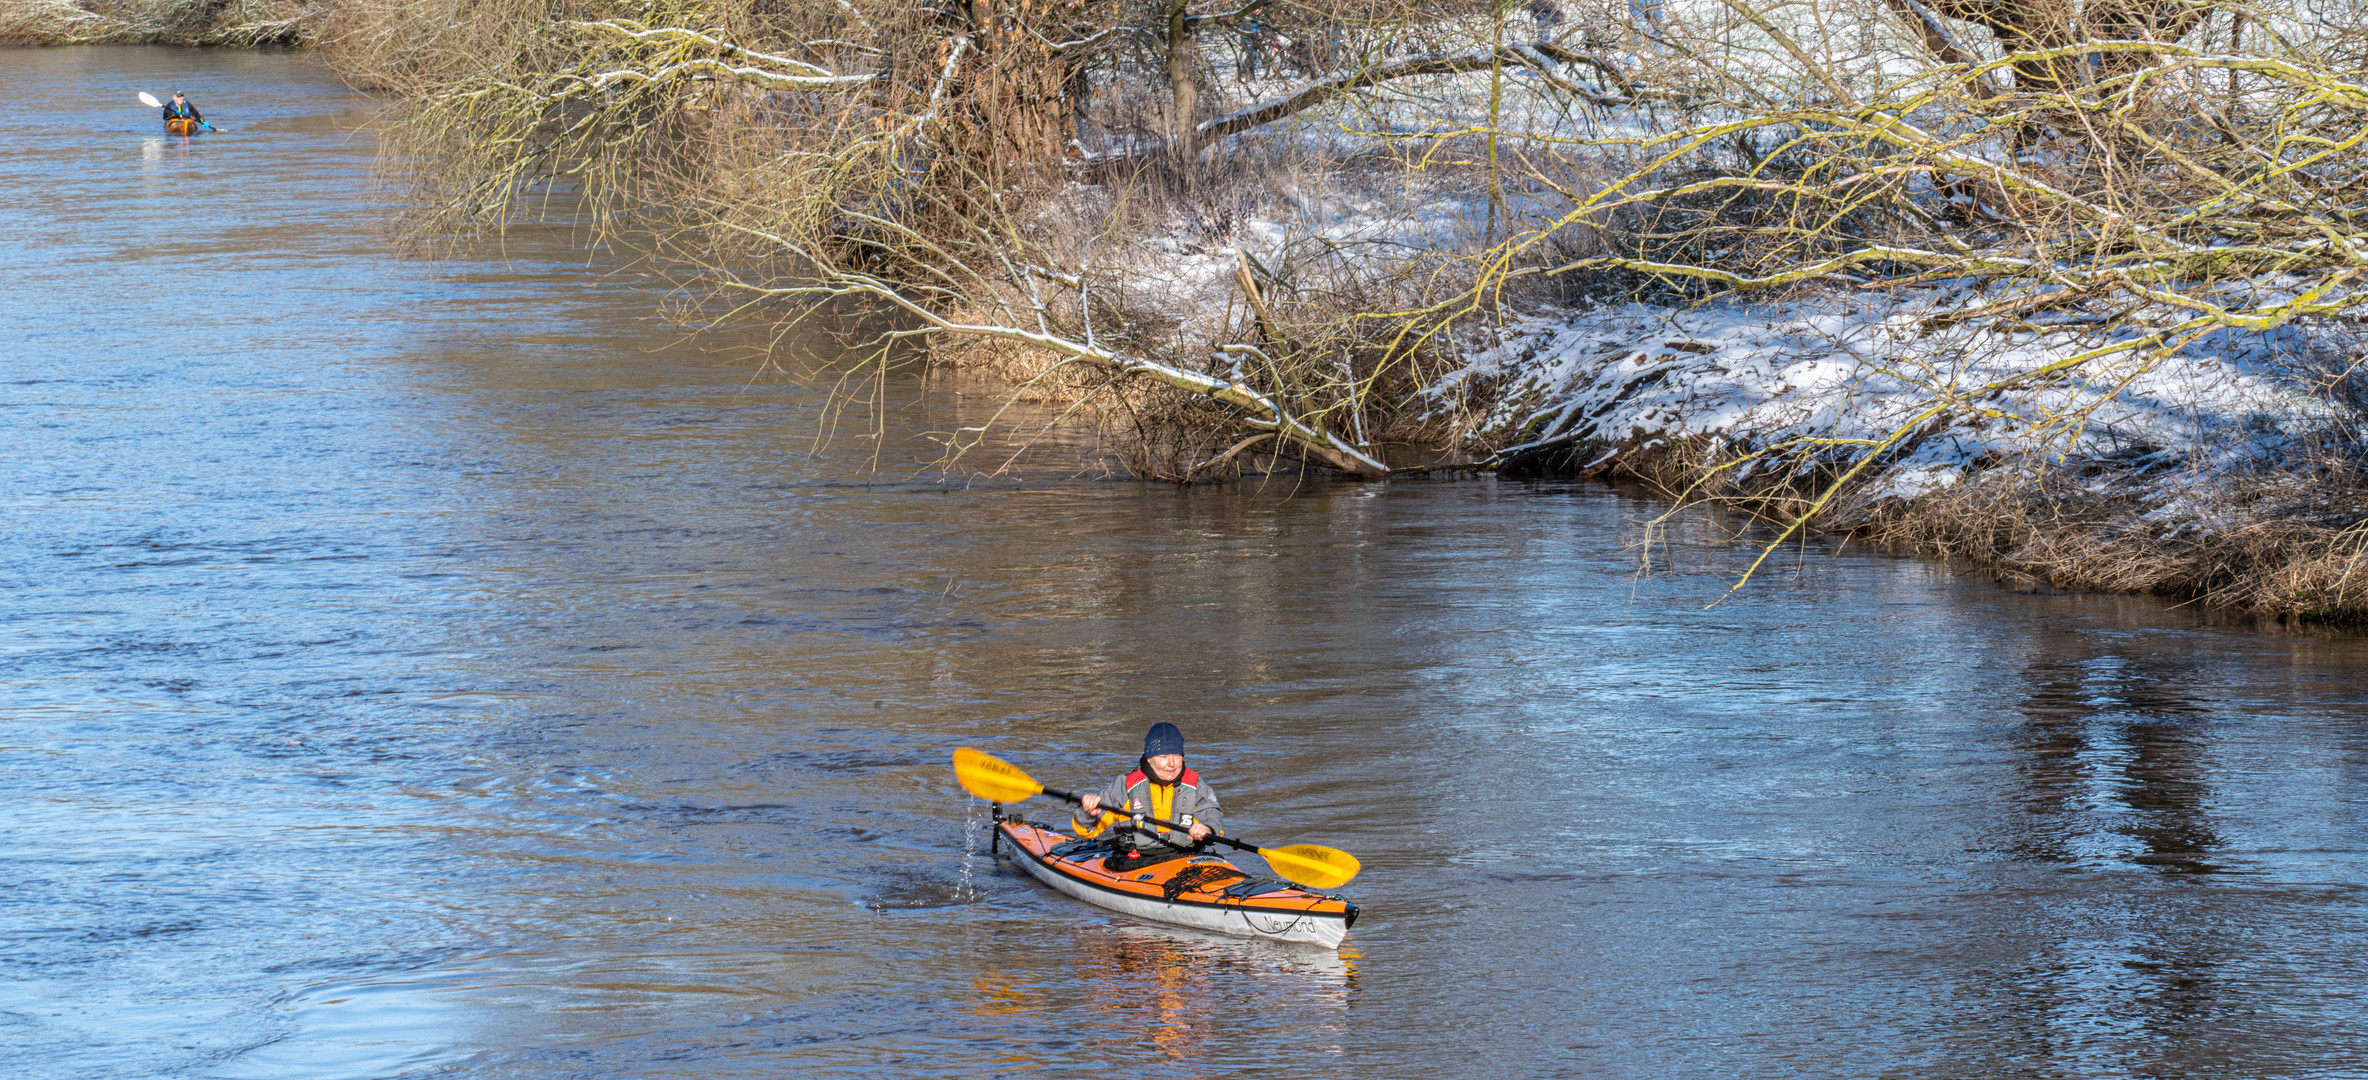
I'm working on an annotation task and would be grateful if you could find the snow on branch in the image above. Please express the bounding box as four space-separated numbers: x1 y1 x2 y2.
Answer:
565 19 875 91
1180 43 1638 153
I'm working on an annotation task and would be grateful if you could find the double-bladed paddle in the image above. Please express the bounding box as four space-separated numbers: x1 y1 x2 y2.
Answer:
138 92 219 131
952 747 1361 890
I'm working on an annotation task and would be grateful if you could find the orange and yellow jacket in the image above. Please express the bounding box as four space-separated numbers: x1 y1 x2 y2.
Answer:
1072 765 1224 851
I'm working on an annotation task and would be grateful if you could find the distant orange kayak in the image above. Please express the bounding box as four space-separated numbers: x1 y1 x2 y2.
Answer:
165 118 202 135
994 818 1358 948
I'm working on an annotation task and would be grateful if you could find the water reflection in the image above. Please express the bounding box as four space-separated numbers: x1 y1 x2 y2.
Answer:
1928 629 2283 1078
2010 635 2222 874
1066 925 1351 1065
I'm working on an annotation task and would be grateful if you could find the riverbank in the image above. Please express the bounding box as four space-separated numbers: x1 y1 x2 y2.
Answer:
34 0 2368 624
0 0 310 45
1444 294 2368 621
1023 160 2368 621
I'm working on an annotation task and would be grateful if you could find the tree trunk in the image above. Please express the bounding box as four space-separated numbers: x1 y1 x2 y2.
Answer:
1166 0 1199 170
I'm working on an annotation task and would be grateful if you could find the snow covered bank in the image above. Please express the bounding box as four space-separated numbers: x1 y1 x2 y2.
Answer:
1031 82 2368 615
1422 294 2368 617
1444 296 2350 487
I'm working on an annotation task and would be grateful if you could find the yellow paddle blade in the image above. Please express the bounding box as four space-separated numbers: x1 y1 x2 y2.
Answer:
952 747 1044 804
1257 844 1361 890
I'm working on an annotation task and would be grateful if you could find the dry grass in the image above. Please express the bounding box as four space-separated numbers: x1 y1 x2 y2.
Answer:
1560 428 2368 623
1861 460 2368 622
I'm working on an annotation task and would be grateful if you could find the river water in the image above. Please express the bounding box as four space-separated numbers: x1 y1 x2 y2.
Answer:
8 45 2368 1080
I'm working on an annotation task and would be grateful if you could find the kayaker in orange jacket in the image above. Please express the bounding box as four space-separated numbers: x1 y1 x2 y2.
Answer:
161 91 205 126
1075 722 1223 861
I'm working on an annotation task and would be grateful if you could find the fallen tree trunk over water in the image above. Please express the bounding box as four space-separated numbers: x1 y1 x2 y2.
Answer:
722 224 1388 479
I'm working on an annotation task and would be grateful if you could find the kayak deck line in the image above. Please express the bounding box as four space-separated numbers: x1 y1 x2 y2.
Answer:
991 817 1358 949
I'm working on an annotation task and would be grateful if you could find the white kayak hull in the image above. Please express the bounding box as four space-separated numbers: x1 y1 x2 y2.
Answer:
995 822 1354 949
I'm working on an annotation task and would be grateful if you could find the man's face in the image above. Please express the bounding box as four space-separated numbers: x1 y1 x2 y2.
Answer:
1146 753 1183 782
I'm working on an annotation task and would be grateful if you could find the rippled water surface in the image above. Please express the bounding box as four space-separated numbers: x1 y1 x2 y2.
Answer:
8 45 2368 1080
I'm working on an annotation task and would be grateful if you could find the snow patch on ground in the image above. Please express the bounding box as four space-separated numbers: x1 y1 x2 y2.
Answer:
1434 295 2348 499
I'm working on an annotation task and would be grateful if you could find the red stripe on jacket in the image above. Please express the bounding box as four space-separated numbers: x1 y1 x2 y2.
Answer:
1123 767 1199 790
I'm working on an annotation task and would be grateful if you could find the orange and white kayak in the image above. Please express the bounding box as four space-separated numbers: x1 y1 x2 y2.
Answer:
994 818 1359 949
165 118 203 135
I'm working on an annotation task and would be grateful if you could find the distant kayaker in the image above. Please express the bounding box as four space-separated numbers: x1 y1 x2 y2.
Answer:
1237 17 1264 79
161 91 204 127
1075 722 1223 865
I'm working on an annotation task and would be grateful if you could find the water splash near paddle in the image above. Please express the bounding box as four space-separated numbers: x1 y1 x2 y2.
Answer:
954 796 986 903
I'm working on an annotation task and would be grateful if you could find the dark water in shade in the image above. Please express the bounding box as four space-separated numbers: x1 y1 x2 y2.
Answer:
8 44 2368 1080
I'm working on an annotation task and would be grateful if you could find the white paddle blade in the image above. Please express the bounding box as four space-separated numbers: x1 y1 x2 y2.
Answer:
139 92 162 108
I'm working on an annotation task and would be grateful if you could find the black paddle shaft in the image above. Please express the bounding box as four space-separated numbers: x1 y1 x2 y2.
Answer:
1037 785 1268 855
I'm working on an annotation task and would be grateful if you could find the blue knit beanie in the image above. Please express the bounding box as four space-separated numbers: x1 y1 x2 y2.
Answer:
1142 722 1184 758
